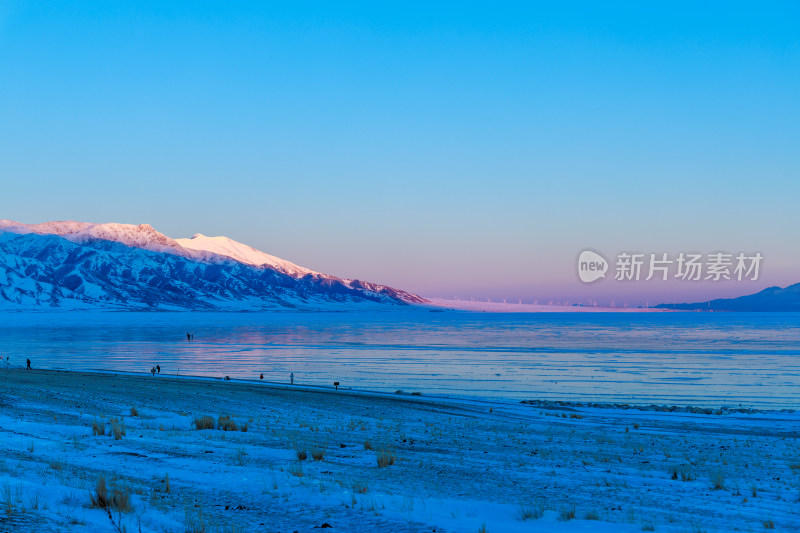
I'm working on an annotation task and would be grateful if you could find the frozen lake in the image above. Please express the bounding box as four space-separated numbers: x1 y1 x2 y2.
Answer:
1 310 799 408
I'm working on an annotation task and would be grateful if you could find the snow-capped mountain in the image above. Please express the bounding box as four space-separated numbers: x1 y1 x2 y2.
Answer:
175 233 316 277
0 220 426 310
0 220 196 257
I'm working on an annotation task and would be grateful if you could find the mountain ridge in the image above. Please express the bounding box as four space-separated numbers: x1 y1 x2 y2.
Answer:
655 283 800 312
0 220 426 310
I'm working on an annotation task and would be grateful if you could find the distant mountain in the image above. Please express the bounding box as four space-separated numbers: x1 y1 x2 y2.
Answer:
0 220 426 311
655 283 800 312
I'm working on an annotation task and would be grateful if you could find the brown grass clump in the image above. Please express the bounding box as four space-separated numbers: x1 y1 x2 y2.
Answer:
296 449 307 461
92 420 105 436
217 415 238 431
89 476 132 512
289 463 304 478
109 417 125 440
184 508 210 533
670 464 695 481
193 416 215 430
518 502 546 520
363 440 373 451
130 407 139 417
584 510 600 520
233 448 248 466
710 470 726 490
376 448 396 468
558 504 576 521
311 444 326 462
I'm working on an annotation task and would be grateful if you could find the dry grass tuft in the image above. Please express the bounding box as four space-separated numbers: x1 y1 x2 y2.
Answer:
518 502 546 520
193 416 215 430
709 470 726 491
185 508 209 533
376 448 396 468
584 509 600 520
363 440 373 451
92 420 105 436
670 464 695 481
217 415 238 432
289 462 304 478
558 503 576 521
233 448 248 466
1 482 18 514
762 519 774 529
130 407 139 417
89 475 132 512
311 443 326 461
109 417 125 440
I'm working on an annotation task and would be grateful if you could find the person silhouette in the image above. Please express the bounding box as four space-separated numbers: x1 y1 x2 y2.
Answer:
290 372 294 385
260 373 264 380
26 358 31 370
186 333 191 341
151 367 156 376
156 365 161 374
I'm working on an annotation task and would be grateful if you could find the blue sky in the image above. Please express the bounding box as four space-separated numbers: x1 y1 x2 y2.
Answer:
1 2 798 304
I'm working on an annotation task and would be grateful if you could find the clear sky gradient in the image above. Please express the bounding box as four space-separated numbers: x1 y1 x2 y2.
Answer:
1 2 798 305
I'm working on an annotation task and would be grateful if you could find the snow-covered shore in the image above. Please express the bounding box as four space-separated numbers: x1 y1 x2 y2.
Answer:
1 368 798 532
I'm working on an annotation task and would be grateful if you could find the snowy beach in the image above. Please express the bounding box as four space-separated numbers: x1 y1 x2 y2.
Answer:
1 368 798 532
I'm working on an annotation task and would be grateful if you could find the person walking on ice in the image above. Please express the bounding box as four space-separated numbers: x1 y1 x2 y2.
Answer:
26 358 31 370
290 372 294 385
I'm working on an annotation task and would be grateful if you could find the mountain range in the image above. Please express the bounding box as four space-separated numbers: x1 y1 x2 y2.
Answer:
655 283 800 312
0 220 426 311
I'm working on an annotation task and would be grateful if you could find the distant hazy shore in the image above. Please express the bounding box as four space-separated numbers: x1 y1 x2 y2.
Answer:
425 297 672 312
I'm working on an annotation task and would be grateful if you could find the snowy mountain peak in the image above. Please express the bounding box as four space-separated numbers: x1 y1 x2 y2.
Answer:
175 233 317 277
0 220 190 257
